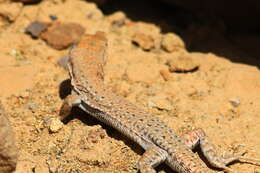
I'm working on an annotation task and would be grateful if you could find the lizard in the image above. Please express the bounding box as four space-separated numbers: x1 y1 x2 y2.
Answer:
0 102 18 173
60 31 259 173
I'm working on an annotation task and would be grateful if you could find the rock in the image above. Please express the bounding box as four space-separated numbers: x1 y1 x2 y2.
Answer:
25 21 49 38
46 118 63 133
0 103 18 173
166 53 199 72
49 14 58 21
132 32 156 50
229 98 240 107
40 22 85 50
0 2 23 25
161 33 185 52
107 11 127 27
147 96 172 111
128 22 162 50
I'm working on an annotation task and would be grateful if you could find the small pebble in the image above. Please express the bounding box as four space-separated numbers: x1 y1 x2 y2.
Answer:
48 118 63 133
147 96 172 111
229 98 240 107
49 14 58 21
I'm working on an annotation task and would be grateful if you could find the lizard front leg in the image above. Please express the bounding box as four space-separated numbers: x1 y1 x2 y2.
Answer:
181 128 260 172
60 93 82 120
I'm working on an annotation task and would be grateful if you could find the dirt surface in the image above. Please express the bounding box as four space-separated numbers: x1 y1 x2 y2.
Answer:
0 0 259 173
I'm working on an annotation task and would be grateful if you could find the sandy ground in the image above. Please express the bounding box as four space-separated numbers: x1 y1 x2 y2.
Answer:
0 0 259 172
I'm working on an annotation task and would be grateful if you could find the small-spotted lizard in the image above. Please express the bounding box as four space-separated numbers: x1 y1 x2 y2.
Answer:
60 32 259 173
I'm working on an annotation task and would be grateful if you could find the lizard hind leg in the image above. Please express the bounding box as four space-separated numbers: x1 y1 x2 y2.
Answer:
138 146 168 173
59 93 81 120
180 128 260 172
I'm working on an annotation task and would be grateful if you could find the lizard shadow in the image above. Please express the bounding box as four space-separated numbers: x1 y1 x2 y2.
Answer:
63 109 232 173
59 79 72 99
62 106 175 173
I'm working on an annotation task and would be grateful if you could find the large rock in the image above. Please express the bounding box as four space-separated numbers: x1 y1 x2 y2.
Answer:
0 103 18 173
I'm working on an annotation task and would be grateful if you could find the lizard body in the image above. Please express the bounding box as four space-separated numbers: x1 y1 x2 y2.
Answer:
61 32 259 173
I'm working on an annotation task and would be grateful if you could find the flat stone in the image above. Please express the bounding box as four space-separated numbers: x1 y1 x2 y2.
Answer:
25 21 49 38
40 22 85 50
166 53 199 72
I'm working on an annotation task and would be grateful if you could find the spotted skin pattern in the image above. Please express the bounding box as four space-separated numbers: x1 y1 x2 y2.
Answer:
61 32 259 173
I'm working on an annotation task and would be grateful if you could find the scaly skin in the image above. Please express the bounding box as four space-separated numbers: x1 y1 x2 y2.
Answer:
61 32 259 173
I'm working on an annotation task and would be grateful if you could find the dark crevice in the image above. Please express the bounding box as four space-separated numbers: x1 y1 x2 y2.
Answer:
98 0 260 67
